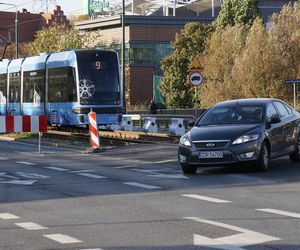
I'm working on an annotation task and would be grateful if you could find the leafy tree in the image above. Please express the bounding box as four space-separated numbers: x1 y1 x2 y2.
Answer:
200 24 247 107
160 22 213 108
214 0 261 30
28 25 83 55
232 19 293 102
81 30 103 49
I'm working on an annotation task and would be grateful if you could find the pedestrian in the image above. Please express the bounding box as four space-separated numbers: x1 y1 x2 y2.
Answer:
149 99 158 114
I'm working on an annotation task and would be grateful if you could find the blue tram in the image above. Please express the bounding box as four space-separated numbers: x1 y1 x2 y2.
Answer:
0 49 125 126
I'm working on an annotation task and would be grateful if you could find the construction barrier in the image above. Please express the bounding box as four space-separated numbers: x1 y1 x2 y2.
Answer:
143 117 158 133
121 116 133 131
0 115 47 133
169 118 185 136
88 111 100 149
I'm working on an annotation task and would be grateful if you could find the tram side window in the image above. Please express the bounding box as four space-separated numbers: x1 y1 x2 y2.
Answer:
0 73 7 104
9 73 21 103
23 70 45 103
48 67 77 102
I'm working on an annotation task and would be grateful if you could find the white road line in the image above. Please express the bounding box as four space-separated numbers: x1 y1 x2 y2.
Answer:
0 213 20 219
114 165 135 169
0 157 8 160
44 234 82 244
182 194 231 203
16 161 36 166
124 182 161 189
77 173 107 179
45 166 69 171
70 170 94 173
186 217 280 248
15 222 48 230
256 208 300 219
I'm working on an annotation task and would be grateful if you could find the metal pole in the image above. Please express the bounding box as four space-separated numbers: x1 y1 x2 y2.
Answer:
211 0 215 18
0 3 18 58
132 0 134 14
122 0 126 112
294 83 296 108
38 132 41 154
173 0 176 16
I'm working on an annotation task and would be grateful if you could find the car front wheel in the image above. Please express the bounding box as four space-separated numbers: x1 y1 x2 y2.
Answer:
289 135 300 162
181 163 197 174
257 142 270 171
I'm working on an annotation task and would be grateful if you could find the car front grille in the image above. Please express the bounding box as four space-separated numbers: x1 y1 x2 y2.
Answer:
193 140 230 149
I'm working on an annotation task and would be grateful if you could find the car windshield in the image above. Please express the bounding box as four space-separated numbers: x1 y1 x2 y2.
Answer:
197 105 264 125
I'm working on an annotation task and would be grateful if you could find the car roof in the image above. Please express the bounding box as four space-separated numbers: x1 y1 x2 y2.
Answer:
214 98 277 107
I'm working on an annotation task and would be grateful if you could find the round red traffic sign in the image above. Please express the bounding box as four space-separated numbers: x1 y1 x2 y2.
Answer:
189 71 203 86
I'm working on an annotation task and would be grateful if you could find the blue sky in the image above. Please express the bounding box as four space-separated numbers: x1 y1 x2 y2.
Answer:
0 0 85 16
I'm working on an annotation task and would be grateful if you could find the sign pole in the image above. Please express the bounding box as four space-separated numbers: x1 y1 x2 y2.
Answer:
38 132 41 154
294 83 296 109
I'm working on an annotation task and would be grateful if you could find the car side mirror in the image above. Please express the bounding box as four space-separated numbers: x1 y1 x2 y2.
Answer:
269 116 281 124
187 120 195 127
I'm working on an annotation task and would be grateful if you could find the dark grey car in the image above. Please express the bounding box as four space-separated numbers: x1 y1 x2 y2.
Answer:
178 98 300 174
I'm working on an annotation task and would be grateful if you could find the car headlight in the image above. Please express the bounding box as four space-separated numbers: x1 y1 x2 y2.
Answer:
232 134 259 145
179 134 192 147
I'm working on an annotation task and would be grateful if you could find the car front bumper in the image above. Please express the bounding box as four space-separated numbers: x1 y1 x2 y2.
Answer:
178 140 262 167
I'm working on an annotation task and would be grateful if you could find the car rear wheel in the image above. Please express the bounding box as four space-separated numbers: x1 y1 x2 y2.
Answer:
257 142 269 171
181 163 197 174
289 135 300 162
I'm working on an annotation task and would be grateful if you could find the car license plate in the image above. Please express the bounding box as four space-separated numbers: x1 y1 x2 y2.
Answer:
199 151 223 159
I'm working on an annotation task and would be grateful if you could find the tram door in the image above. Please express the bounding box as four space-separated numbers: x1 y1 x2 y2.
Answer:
22 70 45 116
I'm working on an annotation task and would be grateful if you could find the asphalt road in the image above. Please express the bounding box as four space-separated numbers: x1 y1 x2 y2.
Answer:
0 138 299 250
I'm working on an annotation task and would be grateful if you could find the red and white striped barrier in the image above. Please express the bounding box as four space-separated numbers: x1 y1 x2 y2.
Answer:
0 115 47 133
88 111 99 149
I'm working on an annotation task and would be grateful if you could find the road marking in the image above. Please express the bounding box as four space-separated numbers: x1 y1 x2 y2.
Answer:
0 157 8 160
182 194 231 203
70 170 94 173
16 172 49 179
185 217 279 249
256 208 300 219
124 182 161 189
77 173 107 179
115 165 136 169
44 234 82 244
0 213 20 219
132 169 189 179
15 222 48 230
0 180 37 185
16 161 36 166
45 166 69 171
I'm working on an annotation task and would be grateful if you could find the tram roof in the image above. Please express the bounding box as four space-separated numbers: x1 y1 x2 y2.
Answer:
8 58 25 73
46 50 77 68
0 59 10 74
22 53 50 71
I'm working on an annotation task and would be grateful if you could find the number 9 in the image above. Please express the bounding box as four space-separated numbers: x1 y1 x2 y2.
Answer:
96 61 101 70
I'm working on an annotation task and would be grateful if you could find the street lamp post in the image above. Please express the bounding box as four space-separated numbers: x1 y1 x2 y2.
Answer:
122 0 126 111
0 2 18 58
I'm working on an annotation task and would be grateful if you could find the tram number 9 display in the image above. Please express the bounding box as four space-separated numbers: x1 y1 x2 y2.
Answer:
91 61 107 70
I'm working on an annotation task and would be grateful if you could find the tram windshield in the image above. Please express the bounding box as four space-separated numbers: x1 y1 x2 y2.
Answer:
76 50 121 105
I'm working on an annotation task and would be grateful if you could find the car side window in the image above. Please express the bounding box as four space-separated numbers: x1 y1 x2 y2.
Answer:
283 103 293 115
266 103 278 119
273 101 290 118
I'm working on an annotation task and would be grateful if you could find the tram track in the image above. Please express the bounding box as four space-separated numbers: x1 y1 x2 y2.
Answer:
45 126 179 146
